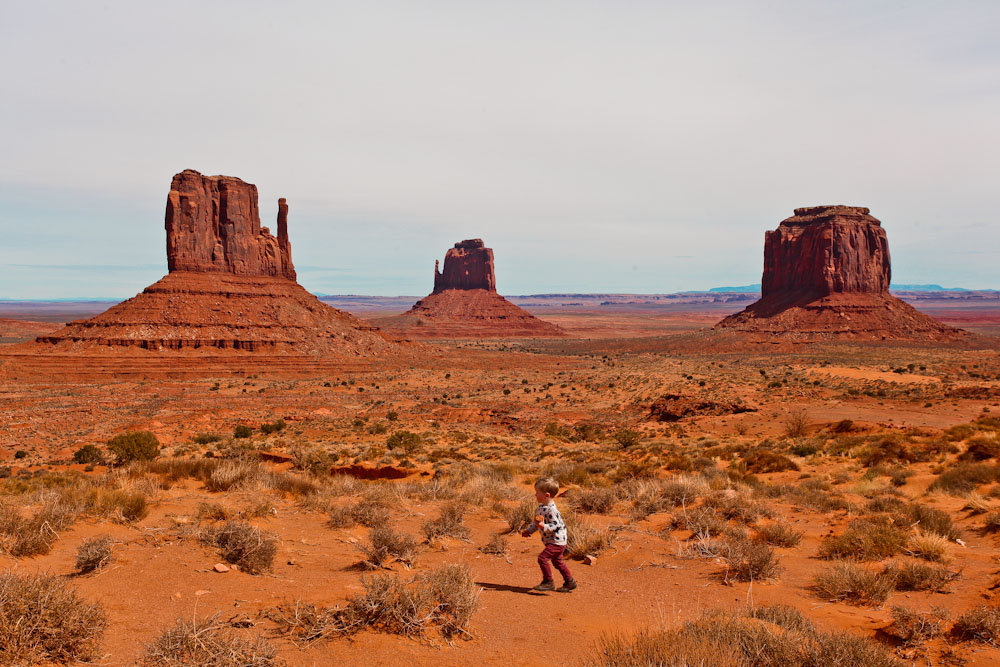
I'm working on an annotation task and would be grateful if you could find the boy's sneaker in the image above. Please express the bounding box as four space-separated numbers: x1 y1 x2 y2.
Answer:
533 579 555 591
557 579 578 593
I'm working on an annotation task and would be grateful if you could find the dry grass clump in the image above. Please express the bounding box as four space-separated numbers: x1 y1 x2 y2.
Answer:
581 604 903 667
899 502 961 541
812 562 896 606
723 536 781 582
572 487 616 514
75 534 114 574
888 605 949 645
929 462 1000 495
984 511 1000 532
702 490 772 524
205 460 265 492
138 614 279 666
327 499 390 529
0 571 107 665
198 502 232 521
671 506 727 537
0 497 80 557
270 564 480 643
479 533 508 556
421 501 471 542
818 516 907 561
658 475 709 505
564 511 616 559
952 604 1000 645
906 529 950 562
199 521 278 574
753 522 803 547
359 525 419 569
502 498 536 534
87 487 148 522
882 561 958 592
742 450 799 474
963 492 993 514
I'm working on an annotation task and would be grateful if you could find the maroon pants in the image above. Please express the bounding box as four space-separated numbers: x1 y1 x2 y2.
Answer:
538 543 573 582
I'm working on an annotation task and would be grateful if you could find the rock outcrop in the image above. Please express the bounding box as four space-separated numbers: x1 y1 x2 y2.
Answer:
433 239 496 293
372 239 563 338
165 170 295 280
716 206 960 340
35 170 396 356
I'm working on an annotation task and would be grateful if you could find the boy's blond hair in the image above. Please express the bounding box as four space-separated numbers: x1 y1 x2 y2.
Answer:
534 476 559 497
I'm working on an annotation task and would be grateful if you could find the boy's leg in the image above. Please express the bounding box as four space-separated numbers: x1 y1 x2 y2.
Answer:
551 545 574 583
537 545 555 581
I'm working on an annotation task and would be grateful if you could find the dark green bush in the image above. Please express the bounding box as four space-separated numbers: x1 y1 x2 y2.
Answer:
233 425 253 439
260 419 286 435
72 445 105 465
106 431 159 464
386 430 422 454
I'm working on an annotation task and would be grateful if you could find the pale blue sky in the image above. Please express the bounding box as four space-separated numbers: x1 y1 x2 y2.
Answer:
1 1 998 299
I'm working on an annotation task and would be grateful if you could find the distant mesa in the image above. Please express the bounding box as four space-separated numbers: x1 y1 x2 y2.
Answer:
372 239 564 338
715 206 962 340
35 169 396 355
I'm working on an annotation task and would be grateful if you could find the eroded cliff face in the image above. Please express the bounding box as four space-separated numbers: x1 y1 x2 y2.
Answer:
716 206 958 340
762 206 890 300
432 239 496 293
165 169 295 280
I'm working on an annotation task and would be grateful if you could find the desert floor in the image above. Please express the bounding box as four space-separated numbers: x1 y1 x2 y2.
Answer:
1 306 999 666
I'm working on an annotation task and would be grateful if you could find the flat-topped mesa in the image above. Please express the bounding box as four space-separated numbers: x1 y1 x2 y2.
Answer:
763 205 889 300
432 239 496 293
165 169 295 280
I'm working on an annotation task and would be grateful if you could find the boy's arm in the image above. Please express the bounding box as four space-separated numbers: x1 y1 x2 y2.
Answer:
537 507 561 532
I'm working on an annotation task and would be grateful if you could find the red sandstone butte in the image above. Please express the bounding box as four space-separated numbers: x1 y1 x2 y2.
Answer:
433 239 496 293
716 206 960 340
373 239 564 338
33 170 396 356
165 169 295 280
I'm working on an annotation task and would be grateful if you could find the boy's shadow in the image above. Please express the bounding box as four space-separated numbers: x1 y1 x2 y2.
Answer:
476 581 544 595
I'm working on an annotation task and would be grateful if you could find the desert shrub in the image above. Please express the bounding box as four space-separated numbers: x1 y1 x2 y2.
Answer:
906 529 950 562
421 563 480 638
328 500 391 529
192 432 223 445
543 422 571 438
359 525 419 569
984 510 1000 532
260 419 286 435
233 425 253 439
0 571 107 664
953 604 1000 645
138 614 278 666
963 492 992 514
580 605 902 667
929 462 1000 495
88 488 148 522
900 502 961 540
723 536 781 582
503 498 536 533
573 487 616 514
0 498 81 557
479 533 508 555
342 572 430 636
198 502 231 521
72 444 105 465
742 450 799 474
106 431 160 464
883 561 958 592
671 506 727 537
613 429 642 449
659 475 708 505
703 491 772 524
563 509 616 558
75 534 114 574
783 409 809 438
753 522 803 547
385 430 422 454
889 605 949 645
959 434 1000 462
205 459 262 492
421 501 470 542
200 521 277 574
832 419 855 433
818 516 907 561
812 562 896 606
861 436 918 467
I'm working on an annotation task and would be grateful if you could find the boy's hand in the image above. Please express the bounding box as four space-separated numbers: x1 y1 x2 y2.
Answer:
534 515 544 525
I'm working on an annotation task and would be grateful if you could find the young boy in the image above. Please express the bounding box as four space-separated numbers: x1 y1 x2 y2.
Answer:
521 476 577 592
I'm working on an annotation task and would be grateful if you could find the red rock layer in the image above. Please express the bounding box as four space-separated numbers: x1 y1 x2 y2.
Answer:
433 239 496 293
165 169 295 280
717 206 959 340
36 271 395 355
373 289 564 339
